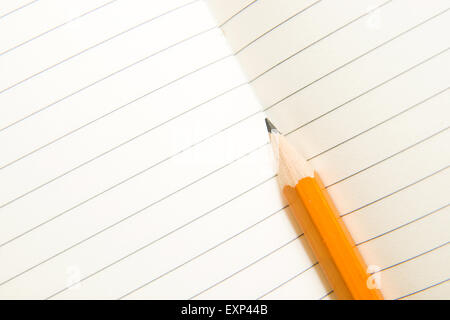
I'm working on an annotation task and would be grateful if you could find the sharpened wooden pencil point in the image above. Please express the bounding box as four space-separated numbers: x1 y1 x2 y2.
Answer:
268 126 384 300
265 118 279 134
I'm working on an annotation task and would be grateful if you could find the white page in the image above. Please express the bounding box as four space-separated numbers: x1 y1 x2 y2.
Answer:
0 0 37 20
208 0 450 299
0 0 115 55
0 0 329 299
1 0 448 301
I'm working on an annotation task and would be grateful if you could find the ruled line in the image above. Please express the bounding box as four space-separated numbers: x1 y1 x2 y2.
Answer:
0 0 396 137
376 242 449 273
234 0 322 55
121 234 303 300
307 87 450 161
1 111 446 298
0 51 445 228
0 142 272 290
0 56 237 208
0 27 229 171
1 21 446 214
1 89 446 290
189 230 302 300
249 0 394 86
117 221 300 300
0 109 264 247
2 42 445 182
0 71 243 174
2 91 446 251
0 0 119 57
1 1 448 300
256 262 318 300
0 0 438 173
2 101 443 248
396 278 449 300
0 0 255 137
184 170 446 301
218 0 258 28
356 204 449 246
0 2 446 177
46 153 449 298
0 59 242 209
289 50 450 140
208 181 449 300
45 174 281 299
261 8 450 112
341 165 450 217
6 108 447 292
319 290 334 300
0 0 39 20
0 0 203 131
0 3 403 203
325 126 450 188
0 25 218 136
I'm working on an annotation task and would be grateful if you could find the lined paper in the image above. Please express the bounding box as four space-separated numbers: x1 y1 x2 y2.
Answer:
0 0 38 19
0 0 117 55
0 0 329 299
209 0 449 299
0 0 448 300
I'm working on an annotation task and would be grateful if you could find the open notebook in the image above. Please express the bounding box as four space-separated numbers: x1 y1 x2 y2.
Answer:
0 0 448 300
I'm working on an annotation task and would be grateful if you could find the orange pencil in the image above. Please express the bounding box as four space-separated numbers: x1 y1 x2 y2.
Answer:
265 118 383 300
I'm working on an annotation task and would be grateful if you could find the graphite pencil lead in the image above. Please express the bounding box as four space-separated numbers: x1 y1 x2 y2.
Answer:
265 118 279 134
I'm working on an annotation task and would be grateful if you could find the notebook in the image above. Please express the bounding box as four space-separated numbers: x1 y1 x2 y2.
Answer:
0 0 448 300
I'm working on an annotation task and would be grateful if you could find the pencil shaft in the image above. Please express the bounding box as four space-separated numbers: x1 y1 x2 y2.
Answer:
284 173 383 300
266 121 383 299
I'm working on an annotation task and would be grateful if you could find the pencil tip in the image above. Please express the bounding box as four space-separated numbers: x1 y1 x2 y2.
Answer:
265 118 279 134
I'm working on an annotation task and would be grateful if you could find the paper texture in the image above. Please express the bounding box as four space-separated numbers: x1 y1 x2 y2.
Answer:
0 0 448 299
209 0 450 299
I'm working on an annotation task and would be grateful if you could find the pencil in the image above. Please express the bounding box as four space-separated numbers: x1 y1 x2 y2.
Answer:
265 118 383 300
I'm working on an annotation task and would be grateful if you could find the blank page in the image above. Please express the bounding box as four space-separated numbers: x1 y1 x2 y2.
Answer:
0 0 329 299
208 0 449 299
